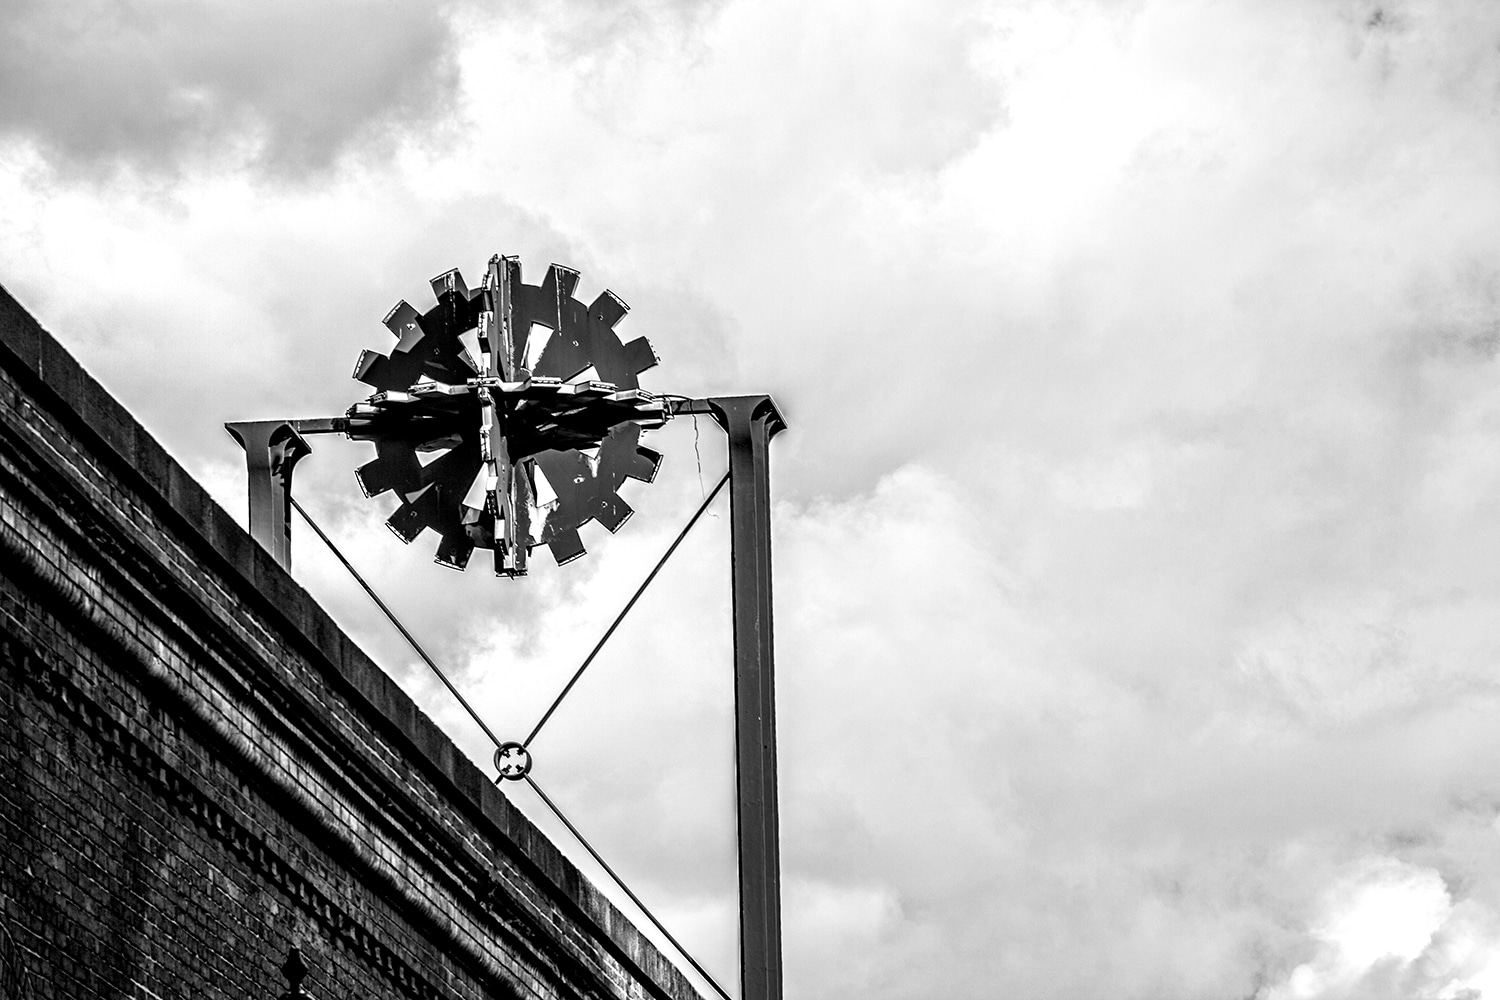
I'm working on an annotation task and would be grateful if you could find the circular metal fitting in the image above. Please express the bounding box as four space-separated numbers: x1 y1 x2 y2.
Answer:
493 741 532 781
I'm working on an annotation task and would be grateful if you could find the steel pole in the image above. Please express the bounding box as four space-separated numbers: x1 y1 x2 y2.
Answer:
708 394 787 1000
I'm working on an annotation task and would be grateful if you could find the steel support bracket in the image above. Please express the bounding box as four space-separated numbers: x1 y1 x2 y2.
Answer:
225 420 314 568
229 395 790 1000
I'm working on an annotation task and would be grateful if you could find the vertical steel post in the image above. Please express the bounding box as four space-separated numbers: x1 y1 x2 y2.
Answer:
708 394 787 1000
225 420 313 568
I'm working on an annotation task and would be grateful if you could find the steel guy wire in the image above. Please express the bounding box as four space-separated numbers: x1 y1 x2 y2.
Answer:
693 414 706 500
660 394 712 506
294 488 734 1000
290 496 504 749
523 774 733 1000
523 470 730 748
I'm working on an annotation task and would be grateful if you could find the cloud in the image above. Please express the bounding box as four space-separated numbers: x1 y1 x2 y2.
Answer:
1260 853 1500 1000
5 0 1500 998
0 0 462 180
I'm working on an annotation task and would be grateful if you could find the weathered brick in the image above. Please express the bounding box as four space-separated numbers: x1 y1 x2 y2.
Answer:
0 282 42 375
0 293 708 1000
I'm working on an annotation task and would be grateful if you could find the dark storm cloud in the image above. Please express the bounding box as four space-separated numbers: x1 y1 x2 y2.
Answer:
0 0 461 178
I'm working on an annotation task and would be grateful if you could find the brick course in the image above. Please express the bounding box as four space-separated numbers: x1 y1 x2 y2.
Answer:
0 282 702 1000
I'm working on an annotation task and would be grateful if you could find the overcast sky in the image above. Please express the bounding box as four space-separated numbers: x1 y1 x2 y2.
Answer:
5 0 1500 997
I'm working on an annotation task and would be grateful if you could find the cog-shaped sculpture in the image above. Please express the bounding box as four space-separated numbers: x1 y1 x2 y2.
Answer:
345 256 666 576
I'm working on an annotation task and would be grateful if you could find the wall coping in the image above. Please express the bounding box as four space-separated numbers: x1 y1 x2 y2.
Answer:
0 279 706 1000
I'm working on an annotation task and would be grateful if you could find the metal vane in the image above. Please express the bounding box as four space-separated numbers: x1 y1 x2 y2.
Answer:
347 256 665 575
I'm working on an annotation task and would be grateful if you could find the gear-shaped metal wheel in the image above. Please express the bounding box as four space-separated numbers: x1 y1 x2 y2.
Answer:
345 256 665 576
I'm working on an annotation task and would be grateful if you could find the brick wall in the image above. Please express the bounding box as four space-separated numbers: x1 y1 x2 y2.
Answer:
0 282 705 1000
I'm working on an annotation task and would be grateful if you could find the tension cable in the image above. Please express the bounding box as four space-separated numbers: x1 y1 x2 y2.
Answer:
523 470 729 747
293 494 734 1000
290 497 504 749
524 775 733 1000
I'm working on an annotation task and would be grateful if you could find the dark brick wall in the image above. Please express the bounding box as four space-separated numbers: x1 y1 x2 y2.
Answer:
0 282 702 1000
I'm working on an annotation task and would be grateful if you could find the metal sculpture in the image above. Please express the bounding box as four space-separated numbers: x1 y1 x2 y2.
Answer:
228 255 787 1000
348 257 665 575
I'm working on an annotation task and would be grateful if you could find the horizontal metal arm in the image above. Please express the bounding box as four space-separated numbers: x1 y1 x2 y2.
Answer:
667 398 714 416
288 417 348 435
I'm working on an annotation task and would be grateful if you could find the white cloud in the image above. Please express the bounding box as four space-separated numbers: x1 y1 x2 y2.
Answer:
1261 854 1500 1000
5 0 1500 997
